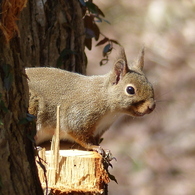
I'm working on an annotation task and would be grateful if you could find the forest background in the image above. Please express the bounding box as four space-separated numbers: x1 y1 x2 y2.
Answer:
86 1 195 195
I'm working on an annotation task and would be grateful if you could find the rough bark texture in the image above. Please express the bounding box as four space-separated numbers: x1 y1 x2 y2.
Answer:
0 39 43 194
0 0 86 194
19 0 86 73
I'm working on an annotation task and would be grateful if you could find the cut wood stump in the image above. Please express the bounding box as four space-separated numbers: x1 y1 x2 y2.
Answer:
36 149 110 195
36 106 110 195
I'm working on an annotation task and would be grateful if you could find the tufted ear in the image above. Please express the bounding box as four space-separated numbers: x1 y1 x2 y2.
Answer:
112 47 129 85
131 47 145 71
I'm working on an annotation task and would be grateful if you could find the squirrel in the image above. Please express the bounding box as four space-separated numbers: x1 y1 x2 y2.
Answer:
26 48 155 151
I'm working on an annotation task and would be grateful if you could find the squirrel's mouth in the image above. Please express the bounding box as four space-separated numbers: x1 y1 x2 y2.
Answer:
132 103 155 117
132 111 145 117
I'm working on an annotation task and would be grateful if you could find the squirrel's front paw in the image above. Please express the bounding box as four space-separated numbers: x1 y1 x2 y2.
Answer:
91 145 117 164
91 145 105 156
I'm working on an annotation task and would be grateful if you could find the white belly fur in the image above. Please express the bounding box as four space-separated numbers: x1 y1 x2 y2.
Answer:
94 112 120 137
35 126 74 145
35 112 120 144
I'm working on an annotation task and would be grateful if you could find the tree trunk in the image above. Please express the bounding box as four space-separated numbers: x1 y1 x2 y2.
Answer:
0 0 86 194
19 0 86 73
0 39 43 195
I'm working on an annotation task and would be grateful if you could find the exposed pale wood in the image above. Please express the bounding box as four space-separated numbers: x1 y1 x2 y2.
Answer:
36 149 109 195
50 105 60 185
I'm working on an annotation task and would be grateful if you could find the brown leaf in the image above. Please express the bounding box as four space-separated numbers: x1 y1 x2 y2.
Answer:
96 37 109 46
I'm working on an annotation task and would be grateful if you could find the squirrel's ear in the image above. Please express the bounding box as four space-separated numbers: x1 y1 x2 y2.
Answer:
131 47 145 71
112 59 129 85
112 47 129 85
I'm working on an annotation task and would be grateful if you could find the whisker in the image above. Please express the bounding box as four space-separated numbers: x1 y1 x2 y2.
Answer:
154 89 175 99
156 99 173 104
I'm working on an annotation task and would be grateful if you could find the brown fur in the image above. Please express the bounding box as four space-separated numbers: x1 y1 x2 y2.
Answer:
26 48 155 150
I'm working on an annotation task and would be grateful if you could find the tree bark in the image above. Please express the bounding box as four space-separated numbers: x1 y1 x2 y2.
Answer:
0 0 86 194
0 39 43 195
19 0 86 73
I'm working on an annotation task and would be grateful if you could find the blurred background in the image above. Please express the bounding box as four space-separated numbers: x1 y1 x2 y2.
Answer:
86 0 195 195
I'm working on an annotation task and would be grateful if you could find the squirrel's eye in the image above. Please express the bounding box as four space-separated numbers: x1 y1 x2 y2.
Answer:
126 86 135 95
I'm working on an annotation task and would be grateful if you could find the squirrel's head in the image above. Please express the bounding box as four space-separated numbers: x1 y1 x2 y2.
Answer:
108 47 155 117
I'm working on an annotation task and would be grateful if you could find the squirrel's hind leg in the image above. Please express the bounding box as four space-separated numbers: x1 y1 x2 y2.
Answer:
67 131 104 153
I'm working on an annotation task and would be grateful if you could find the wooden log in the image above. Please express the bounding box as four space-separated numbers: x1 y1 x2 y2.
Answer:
36 149 109 195
36 105 110 194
